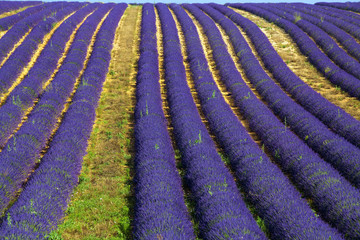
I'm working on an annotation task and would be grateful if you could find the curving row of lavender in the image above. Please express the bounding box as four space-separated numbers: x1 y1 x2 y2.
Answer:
229 3 360 149
0 3 99 150
310 3 360 26
189 4 360 239
316 1 360 13
0 2 61 64
230 4 360 102
0 4 127 238
278 3 360 46
0 2 85 97
0 3 49 31
210 4 360 188
132 3 195 239
271 3 360 63
157 3 265 239
171 3 342 239
257 4 360 82
0 1 40 15
0 3 113 215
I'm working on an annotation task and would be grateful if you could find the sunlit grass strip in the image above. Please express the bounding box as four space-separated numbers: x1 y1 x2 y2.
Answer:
0 3 113 217
0 4 127 238
229 4 360 99
50 6 142 239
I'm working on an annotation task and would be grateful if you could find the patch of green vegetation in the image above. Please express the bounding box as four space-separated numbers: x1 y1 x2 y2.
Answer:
324 66 332 73
109 70 116 76
294 12 302 23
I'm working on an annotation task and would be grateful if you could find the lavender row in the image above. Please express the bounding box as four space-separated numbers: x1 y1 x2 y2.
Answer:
193 4 360 239
0 3 99 150
311 3 360 26
273 3 360 63
0 2 62 63
257 4 360 82
156 4 266 239
132 4 195 239
281 3 360 41
0 2 84 100
0 3 114 215
0 4 127 238
0 1 40 15
0 4 48 31
210 5 360 187
171 3 342 239
229 3 360 148
316 2 360 13
230 4 360 98
189 3 345 238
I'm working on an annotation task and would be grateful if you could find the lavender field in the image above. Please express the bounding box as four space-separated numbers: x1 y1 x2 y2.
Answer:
0 1 359 239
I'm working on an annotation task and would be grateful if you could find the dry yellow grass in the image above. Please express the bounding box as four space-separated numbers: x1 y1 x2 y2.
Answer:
0 31 7 39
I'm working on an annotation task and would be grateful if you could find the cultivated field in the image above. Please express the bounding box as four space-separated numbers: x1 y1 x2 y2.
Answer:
0 1 359 239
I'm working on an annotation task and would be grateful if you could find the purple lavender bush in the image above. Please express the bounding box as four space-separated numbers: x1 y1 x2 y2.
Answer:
156 3 266 239
0 2 85 97
132 4 195 239
0 3 100 149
